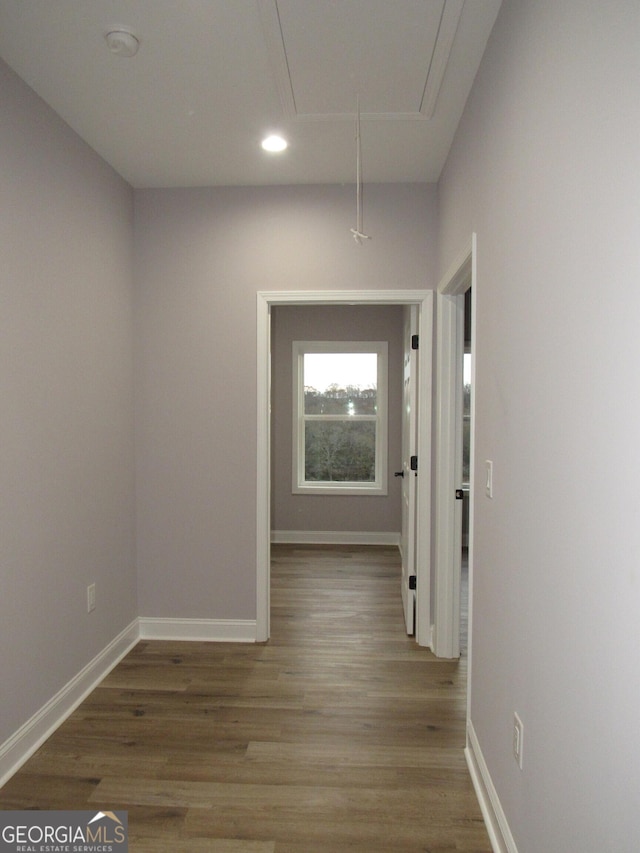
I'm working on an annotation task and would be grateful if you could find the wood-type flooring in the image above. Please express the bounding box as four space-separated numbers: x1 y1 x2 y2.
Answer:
0 544 490 851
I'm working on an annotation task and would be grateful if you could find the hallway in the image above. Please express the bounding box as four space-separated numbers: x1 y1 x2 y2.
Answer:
0 545 489 851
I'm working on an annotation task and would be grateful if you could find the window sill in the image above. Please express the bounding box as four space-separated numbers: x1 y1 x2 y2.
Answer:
294 482 387 497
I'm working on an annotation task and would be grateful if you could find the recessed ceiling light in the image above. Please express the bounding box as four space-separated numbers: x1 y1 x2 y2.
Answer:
261 135 288 153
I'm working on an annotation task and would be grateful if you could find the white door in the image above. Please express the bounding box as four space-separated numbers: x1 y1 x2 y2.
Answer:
400 306 418 635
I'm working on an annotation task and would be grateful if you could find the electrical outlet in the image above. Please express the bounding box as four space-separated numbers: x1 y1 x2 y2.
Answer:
513 712 524 769
87 583 96 613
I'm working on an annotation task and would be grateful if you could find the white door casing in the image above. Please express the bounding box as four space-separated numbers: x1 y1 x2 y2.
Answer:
434 236 475 660
256 290 433 646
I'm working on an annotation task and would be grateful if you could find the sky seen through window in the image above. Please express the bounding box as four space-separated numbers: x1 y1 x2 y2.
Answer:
304 353 377 392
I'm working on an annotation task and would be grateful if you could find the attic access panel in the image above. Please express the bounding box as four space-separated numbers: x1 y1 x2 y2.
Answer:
260 0 464 120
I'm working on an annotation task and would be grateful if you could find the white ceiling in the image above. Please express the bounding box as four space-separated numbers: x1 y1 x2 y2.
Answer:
0 0 501 188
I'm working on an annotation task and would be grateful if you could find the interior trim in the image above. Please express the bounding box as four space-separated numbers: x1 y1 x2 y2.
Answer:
0 619 139 788
257 289 433 647
271 530 401 546
138 618 257 643
466 719 518 853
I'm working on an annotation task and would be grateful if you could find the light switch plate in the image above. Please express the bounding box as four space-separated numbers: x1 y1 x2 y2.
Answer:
485 460 493 498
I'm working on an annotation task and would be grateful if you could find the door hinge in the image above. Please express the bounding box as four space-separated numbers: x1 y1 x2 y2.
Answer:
411 334 419 350
409 575 417 590
410 455 418 472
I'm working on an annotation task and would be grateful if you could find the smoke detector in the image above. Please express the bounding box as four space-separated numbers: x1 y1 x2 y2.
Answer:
105 30 140 58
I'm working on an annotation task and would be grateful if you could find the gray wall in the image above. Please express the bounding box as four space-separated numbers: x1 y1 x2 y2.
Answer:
0 58 435 751
0 59 136 745
134 184 437 619
3 5 639 844
271 304 404 535
438 1 640 849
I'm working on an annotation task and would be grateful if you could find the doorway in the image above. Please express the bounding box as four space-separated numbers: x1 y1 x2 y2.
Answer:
256 290 433 645
434 236 476 660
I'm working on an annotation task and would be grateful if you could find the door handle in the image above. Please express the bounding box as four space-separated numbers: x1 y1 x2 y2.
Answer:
455 489 464 500
394 470 404 478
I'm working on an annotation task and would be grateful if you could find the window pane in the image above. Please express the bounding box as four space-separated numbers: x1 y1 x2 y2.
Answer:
304 420 376 482
304 353 377 415
304 385 378 415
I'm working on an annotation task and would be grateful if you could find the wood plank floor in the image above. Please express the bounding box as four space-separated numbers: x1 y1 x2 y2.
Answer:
0 544 490 852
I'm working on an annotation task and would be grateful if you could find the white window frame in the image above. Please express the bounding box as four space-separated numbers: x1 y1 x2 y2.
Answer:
292 340 388 496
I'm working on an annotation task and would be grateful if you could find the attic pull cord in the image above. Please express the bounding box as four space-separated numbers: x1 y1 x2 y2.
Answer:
350 98 371 244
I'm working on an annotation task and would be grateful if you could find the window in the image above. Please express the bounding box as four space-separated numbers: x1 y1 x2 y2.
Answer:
293 341 388 495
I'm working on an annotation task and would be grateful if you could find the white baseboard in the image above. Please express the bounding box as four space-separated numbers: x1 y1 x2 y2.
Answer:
0 617 259 789
0 619 139 789
465 719 518 853
138 617 257 642
271 530 401 547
